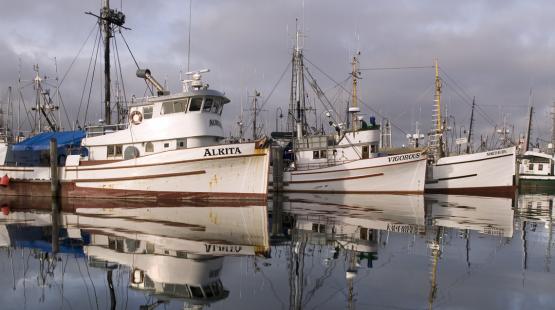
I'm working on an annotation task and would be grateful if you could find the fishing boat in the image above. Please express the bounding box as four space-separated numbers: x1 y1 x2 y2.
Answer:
0 2 269 200
271 34 426 194
516 103 555 193
424 60 517 197
0 198 269 308
518 150 555 193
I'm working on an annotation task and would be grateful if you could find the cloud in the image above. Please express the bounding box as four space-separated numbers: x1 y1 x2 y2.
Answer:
1 0 554 147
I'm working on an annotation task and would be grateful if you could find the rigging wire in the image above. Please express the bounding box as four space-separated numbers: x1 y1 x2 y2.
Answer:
42 81 72 129
17 87 34 131
304 67 361 158
83 27 102 126
439 67 497 127
257 61 292 112
113 34 129 122
304 56 409 135
119 29 154 96
58 22 98 88
77 27 102 127
360 65 434 71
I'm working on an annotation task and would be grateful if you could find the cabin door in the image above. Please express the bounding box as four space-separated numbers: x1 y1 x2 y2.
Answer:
362 146 369 159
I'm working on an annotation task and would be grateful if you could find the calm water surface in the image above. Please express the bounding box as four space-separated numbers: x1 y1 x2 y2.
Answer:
0 193 553 309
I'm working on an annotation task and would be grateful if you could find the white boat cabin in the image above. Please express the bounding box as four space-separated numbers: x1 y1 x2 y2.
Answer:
82 72 229 161
519 151 554 176
293 119 380 170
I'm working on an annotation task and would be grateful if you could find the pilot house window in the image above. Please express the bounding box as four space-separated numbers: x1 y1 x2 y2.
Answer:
203 98 214 112
161 100 187 115
189 97 203 111
313 150 320 159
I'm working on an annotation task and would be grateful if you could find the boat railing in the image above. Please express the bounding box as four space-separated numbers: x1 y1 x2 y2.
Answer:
85 123 128 137
295 160 353 171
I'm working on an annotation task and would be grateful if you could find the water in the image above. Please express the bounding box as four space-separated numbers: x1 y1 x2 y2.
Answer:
0 193 553 309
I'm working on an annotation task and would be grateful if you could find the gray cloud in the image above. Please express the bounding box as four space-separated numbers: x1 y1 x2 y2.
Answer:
1 0 554 148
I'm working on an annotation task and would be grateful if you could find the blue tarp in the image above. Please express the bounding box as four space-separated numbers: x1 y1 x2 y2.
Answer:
7 131 86 166
12 131 85 151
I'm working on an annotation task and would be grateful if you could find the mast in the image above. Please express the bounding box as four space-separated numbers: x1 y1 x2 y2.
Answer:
252 90 260 140
434 60 442 134
102 0 112 125
525 105 533 152
350 52 361 131
428 59 443 162
7 86 12 141
34 65 42 133
466 97 475 154
287 21 306 141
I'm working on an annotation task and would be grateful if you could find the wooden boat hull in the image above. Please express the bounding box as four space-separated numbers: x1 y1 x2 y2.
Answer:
0 142 270 201
274 152 426 194
425 147 517 198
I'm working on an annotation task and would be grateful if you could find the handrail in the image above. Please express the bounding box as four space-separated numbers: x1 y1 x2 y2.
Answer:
85 123 128 137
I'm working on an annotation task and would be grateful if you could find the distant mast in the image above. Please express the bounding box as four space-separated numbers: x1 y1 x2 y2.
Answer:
350 52 362 131
466 97 475 154
287 21 306 140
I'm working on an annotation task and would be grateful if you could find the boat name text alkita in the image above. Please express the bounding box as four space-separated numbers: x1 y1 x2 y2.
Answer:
204 146 242 157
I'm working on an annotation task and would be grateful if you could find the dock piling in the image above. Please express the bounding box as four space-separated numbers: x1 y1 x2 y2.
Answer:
271 145 284 192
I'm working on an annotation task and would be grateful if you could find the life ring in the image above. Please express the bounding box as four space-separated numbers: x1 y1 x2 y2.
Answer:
130 110 143 125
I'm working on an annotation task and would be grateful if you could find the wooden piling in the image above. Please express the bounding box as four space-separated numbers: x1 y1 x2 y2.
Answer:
271 145 284 192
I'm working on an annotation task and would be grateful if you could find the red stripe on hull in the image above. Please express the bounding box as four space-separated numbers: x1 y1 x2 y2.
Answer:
0 196 265 212
424 186 516 198
0 180 267 201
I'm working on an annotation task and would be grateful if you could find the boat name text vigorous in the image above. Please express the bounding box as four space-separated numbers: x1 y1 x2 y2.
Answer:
205 244 243 253
388 153 420 163
386 224 418 234
486 149 508 156
204 147 242 157
209 119 223 128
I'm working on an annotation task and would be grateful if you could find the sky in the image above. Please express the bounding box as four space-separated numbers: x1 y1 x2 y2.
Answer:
1 0 555 149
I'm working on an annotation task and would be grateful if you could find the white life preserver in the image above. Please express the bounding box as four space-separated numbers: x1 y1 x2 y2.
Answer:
130 110 143 125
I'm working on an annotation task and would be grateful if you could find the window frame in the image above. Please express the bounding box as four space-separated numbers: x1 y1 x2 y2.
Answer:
142 106 153 119
189 97 203 112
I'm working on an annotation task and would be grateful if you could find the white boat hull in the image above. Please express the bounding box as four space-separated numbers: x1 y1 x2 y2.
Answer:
274 152 426 193
0 142 269 200
425 146 517 197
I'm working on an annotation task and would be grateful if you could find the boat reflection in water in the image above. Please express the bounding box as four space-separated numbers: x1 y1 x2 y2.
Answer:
0 194 553 309
515 194 554 273
274 193 426 309
425 194 514 238
0 198 269 309
424 194 514 310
